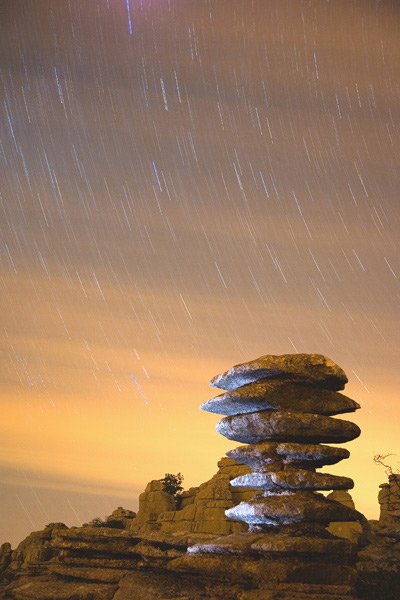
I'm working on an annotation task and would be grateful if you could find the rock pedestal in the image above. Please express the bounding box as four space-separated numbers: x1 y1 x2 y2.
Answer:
173 354 362 596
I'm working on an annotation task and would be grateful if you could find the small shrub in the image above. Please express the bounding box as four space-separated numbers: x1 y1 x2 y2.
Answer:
88 517 107 528
161 472 184 506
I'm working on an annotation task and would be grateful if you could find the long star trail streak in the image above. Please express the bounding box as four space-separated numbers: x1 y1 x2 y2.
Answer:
126 0 133 35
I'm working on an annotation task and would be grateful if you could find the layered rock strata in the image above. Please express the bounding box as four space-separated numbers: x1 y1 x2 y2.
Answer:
356 474 400 600
129 459 254 536
173 353 362 594
158 457 254 535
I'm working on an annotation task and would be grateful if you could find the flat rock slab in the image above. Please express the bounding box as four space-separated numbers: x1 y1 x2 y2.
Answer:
210 354 347 391
241 582 358 600
47 564 130 583
170 553 355 587
1 576 116 600
113 569 248 599
188 531 353 558
202 381 359 416
225 492 362 526
217 411 361 444
227 442 350 470
230 470 354 491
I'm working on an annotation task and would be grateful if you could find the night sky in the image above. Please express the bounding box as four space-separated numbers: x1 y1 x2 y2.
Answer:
1 0 399 548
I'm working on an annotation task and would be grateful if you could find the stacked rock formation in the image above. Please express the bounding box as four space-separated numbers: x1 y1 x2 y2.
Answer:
181 354 363 591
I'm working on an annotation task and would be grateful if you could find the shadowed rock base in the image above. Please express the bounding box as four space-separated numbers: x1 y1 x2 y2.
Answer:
114 571 357 600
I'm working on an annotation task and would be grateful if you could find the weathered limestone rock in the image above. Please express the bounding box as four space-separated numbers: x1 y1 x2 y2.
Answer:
356 474 400 599
130 480 175 532
378 474 400 530
104 506 136 529
210 354 348 391
231 470 353 492
227 442 350 470
179 486 199 509
112 568 242 600
0 576 117 600
158 457 254 535
225 492 361 527
357 534 400 600
10 523 68 571
202 381 359 416
326 491 366 545
178 353 361 595
0 542 11 574
0 526 218 598
217 411 360 444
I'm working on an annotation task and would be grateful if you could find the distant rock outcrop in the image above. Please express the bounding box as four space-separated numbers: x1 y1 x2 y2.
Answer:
378 473 400 530
158 457 253 535
357 474 400 599
130 480 175 532
0 544 11 575
105 507 136 529
10 523 68 571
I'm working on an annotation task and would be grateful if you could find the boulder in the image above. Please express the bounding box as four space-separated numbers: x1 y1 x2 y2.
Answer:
217 411 361 444
210 354 348 391
202 381 359 417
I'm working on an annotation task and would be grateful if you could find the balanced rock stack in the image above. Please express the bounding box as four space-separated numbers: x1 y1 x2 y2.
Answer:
180 354 363 591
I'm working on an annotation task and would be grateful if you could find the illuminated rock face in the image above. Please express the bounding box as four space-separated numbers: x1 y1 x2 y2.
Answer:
209 353 348 392
174 354 363 591
204 353 361 533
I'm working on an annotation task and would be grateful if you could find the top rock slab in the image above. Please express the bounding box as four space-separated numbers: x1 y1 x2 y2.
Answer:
210 354 347 392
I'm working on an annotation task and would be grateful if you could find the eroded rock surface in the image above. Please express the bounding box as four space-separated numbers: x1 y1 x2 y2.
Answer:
210 354 348 391
130 480 175 532
356 474 400 600
181 353 361 596
227 442 350 470
203 381 359 416
217 411 360 444
159 457 254 535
